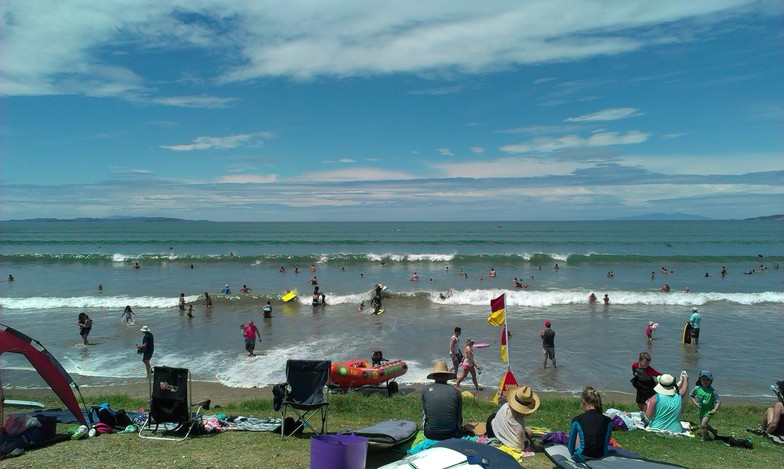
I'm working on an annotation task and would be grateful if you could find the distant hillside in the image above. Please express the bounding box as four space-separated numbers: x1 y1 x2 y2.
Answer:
11 217 199 222
745 214 784 221
611 213 714 221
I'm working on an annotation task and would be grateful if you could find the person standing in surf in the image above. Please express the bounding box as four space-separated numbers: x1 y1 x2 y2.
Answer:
689 307 701 345
77 313 93 345
540 320 557 369
242 320 261 356
121 305 135 324
136 326 154 379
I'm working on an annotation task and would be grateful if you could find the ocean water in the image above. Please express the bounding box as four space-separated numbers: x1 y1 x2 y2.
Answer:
1 220 782 401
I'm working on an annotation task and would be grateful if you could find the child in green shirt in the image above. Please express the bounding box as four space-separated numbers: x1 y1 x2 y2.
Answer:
689 370 720 441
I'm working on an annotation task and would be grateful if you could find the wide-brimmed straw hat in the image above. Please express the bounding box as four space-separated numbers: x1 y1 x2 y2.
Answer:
427 360 456 380
140 325 151 333
507 385 540 415
654 373 677 396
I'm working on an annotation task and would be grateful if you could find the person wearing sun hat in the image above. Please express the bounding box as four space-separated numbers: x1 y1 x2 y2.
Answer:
485 385 541 451
421 360 463 440
136 326 154 379
646 371 689 433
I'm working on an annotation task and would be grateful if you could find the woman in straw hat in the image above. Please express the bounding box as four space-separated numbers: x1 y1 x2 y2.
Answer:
645 371 689 433
422 360 463 440
485 385 541 451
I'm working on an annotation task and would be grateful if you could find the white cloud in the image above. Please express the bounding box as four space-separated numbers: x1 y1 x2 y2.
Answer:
2 1 768 96
160 131 273 151
437 148 454 157
431 156 582 178
150 95 238 109
338 158 357 163
501 131 650 153
294 167 418 183
470 147 485 154
565 108 642 122
215 174 278 184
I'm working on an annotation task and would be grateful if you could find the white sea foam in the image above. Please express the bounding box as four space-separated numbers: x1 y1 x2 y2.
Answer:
431 289 784 307
406 253 455 262
0 295 201 310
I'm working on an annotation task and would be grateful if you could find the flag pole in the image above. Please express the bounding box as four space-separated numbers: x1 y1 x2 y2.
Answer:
503 294 510 370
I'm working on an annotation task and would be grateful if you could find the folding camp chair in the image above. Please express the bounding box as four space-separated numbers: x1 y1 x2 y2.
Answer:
139 366 209 441
280 359 330 440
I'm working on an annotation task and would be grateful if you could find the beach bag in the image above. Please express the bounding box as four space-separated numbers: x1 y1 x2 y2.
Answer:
272 382 286 411
89 403 133 430
310 432 368 469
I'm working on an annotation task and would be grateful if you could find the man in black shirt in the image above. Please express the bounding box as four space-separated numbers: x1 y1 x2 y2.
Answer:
421 360 462 440
540 320 556 369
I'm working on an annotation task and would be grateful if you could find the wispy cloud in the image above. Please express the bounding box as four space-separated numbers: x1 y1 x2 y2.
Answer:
216 174 278 184
500 131 650 154
565 108 642 122
150 95 238 109
160 132 274 151
437 148 454 157
2 2 772 96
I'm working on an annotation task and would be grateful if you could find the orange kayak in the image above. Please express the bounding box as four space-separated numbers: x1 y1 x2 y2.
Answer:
330 359 408 389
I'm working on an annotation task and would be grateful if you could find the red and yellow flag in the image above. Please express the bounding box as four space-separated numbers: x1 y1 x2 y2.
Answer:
492 369 519 404
500 325 508 364
487 294 505 327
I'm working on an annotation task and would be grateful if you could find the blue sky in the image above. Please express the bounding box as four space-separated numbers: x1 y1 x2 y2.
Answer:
2 1 782 221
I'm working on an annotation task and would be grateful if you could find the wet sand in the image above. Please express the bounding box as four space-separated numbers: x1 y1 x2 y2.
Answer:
4 380 770 408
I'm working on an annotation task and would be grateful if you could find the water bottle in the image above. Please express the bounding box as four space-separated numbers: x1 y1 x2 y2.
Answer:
88 427 98 437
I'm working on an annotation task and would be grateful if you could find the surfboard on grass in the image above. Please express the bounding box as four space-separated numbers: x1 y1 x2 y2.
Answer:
4 400 45 408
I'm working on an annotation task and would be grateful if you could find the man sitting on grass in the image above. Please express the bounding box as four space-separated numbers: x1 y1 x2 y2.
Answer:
421 360 463 440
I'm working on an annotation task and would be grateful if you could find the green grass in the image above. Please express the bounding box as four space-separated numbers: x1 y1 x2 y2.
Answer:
3 392 780 468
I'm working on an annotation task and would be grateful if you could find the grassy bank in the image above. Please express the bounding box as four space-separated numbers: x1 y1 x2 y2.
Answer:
2 391 780 468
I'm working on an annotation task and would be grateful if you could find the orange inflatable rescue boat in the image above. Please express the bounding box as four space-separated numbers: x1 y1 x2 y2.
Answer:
330 351 407 394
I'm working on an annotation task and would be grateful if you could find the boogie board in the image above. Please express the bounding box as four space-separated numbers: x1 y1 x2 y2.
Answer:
4 400 45 408
282 290 297 302
473 343 490 348
682 322 692 344
544 444 687 468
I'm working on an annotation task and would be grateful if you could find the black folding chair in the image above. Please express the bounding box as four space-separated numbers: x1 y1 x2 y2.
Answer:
280 359 330 440
139 366 209 441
